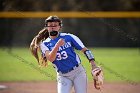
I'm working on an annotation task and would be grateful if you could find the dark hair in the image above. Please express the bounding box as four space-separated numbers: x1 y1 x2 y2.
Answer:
45 15 62 27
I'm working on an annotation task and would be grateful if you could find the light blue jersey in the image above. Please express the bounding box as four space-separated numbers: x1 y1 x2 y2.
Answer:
40 33 85 73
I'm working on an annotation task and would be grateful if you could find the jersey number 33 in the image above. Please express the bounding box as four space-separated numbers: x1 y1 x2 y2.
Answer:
56 51 68 60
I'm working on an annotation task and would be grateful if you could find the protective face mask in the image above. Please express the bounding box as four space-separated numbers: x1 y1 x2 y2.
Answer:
49 31 58 36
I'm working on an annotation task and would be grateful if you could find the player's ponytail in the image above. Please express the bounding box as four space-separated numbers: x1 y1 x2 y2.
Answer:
30 28 49 67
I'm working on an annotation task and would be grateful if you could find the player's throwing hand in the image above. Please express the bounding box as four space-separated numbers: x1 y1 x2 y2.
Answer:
92 66 104 90
56 38 65 47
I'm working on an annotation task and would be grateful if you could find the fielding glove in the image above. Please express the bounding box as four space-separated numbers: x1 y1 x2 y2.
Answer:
92 66 104 90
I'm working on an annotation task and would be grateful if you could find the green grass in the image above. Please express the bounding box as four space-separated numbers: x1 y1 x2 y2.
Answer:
0 47 140 83
81 48 140 83
0 47 56 81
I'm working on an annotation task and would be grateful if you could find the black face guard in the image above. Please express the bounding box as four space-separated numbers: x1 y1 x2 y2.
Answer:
49 31 58 36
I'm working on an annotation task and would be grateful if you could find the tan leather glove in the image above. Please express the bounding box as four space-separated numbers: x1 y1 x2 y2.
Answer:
92 67 104 90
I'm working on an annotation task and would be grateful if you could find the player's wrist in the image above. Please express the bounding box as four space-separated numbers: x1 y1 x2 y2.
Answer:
84 50 95 61
90 60 98 70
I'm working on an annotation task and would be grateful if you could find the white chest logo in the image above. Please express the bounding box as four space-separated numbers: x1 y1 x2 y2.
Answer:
58 42 71 51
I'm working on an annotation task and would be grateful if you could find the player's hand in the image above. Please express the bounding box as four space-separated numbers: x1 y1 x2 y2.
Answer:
56 38 65 47
92 66 104 90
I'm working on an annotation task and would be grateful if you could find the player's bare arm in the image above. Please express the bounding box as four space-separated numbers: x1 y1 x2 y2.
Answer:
45 38 65 62
81 47 97 70
81 47 103 90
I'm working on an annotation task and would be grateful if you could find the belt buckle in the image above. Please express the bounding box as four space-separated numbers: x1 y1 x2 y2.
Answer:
73 64 79 70
59 64 79 74
62 67 74 74
73 66 76 70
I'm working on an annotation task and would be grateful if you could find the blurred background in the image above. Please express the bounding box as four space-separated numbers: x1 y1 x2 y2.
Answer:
0 0 139 48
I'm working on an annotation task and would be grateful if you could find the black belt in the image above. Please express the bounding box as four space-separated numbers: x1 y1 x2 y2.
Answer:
58 64 80 74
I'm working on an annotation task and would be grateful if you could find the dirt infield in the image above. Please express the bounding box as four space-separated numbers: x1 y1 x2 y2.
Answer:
0 81 140 93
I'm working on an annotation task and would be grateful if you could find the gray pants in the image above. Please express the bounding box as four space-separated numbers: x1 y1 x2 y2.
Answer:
57 64 87 93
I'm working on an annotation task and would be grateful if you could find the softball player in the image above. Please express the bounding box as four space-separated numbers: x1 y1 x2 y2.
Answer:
30 16 103 93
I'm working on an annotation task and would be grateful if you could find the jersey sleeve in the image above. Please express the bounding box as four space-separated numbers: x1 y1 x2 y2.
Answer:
40 42 49 54
69 34 85 50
